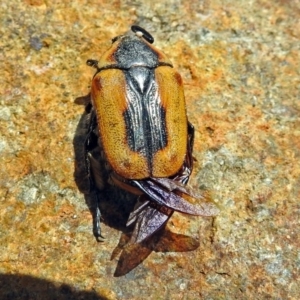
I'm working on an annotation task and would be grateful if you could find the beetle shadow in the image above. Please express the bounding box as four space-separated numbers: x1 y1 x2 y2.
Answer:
73 95 136 234
0 274 105 299
73 96 201 276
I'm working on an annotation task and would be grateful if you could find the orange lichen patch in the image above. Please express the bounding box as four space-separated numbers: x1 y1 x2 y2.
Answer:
192 111 234 151
168 40 231 102
212 9 242 31
23 0 45 6
147 43 172 65
168 213 191 234
248 264 275 295
94 288 117 300
57 202 77 218
2 153 34 180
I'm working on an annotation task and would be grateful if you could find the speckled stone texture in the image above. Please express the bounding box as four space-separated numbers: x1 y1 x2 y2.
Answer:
0 0 299 299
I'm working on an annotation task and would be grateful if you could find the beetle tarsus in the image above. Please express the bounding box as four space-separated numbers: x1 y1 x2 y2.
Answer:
93 204 105 242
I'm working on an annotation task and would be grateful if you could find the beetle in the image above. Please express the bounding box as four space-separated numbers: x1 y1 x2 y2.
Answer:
83 25 219 243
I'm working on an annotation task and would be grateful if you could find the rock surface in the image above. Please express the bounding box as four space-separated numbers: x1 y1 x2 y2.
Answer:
0 0 299 299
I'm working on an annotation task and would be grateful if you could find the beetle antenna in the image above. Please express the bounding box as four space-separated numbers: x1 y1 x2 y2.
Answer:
86 59 100 71
131 25 154 44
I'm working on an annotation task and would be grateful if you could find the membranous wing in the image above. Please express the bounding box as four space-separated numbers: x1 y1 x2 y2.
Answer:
127 177 219 243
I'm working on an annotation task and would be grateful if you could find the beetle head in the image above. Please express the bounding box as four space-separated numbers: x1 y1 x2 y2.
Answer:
92 26 172 71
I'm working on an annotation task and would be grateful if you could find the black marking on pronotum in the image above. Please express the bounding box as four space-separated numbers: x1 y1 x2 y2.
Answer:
114 37 159 69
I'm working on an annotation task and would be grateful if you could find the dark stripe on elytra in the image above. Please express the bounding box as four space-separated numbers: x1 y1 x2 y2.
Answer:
123 67 167 172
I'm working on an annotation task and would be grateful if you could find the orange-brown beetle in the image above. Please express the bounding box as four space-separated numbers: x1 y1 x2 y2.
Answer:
84 26 219 243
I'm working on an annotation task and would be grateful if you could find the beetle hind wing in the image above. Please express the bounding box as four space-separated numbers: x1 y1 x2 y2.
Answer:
133 178 219 216
127 196 173 243
127 178 219 243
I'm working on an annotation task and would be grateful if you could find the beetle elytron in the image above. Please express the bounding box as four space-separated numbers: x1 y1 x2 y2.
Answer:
83 25 219 243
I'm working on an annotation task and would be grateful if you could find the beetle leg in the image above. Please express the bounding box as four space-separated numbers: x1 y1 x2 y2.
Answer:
84 192 104 241
84 108 98 188
83 106 107 241
186 121 195 170
109 172 143 196
74 104 94 195
93 194 105 241
172 121 195 184
188 121 195 154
